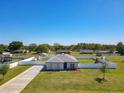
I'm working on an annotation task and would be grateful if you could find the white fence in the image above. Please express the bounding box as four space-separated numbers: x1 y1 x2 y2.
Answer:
20 57 35 62
9 57 35 68
12 56 30 59
102 53 120 56
9 62 19 68
78 62 117 69
0 57 38 68
18 61 45 66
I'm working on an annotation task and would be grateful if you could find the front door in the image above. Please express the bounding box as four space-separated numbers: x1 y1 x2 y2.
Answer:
64 62 67 70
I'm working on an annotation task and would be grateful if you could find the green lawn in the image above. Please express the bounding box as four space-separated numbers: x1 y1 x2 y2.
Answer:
0 66 31 85
22 56 124 93
71 52 95 56
78 59 94 63
36 58 48 62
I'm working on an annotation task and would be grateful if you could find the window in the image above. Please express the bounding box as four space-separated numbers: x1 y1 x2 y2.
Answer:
70 64 75 70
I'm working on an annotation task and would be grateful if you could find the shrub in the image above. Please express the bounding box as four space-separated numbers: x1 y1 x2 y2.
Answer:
0 65 9 80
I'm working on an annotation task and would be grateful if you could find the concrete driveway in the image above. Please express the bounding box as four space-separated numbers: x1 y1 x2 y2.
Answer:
0 66 44 93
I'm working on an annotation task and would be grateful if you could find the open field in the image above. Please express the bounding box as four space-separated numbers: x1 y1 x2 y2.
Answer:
22 56 124 93
71 52 95 56
78 59 94 63
36 58 48 62
0 66 31 85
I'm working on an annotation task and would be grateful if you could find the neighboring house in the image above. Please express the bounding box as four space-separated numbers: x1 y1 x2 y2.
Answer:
41 53 48 57
11 49 29 54
0 52 13 62
95 50 110 56
2 52 12 57
45 54 78 71
34 55 42 60
80 49 94 54
56 50 72 54
95 56 108 63
101 50 120 56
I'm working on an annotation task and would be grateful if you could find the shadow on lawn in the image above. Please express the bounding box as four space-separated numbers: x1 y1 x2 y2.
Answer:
95 78 107 83
0 78 3 81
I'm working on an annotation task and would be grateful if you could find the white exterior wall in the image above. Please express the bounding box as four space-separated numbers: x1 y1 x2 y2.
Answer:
67 62 78 69
20 57 35 62
74 63 78 69
9 57 35 68
18 61 45 66
78 62 117 69
9 62 18 68
46 62 64 70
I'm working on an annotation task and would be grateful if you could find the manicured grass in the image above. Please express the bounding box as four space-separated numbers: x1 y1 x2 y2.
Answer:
71 52 95 56
22 56 124 93
0 66 31 85
78 59 95 63
37 58 48 62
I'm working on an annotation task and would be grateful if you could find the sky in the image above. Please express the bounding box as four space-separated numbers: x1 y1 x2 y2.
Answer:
0 0 124 45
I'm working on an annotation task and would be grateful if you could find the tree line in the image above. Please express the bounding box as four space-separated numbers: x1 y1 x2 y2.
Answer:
0 41 124 55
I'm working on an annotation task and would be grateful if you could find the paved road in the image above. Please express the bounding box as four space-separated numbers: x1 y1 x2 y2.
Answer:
0 66 44 93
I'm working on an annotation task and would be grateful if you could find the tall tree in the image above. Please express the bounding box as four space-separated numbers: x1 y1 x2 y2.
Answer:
35 45 49 53
116 42 124 55
0 65 9 80
8 41 23 51
94 44 102 50
28 43 37 52
53 43 66 51
0 44 7 53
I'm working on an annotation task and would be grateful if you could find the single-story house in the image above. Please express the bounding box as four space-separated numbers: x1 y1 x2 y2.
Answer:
2 52 12 57
56 50 72 54
11 49 29 54
95 50 110 56
80 49 94 54
41 53 48 57
45 54 78 71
